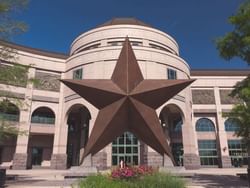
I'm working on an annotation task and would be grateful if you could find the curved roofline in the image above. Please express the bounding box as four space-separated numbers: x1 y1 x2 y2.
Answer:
0 40 68 59
95 18 152 28
191 69 250 76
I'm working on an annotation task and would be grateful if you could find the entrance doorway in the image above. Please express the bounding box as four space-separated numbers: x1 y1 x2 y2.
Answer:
66 105 91 167
159 104 184 166
112 132 139 166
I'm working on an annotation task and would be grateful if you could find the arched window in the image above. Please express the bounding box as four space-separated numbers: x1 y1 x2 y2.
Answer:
0 100 19 121
225 118 240 132
196 118 215 132
31 107 55 124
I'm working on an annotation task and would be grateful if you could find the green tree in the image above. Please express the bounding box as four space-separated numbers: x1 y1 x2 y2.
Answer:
216 0 250 184
216 0 250 64
0 0 29 143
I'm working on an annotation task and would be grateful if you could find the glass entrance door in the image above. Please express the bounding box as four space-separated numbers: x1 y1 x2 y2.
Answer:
112 132 139 166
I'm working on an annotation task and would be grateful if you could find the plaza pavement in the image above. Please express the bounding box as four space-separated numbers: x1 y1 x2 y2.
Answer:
4 167 249 188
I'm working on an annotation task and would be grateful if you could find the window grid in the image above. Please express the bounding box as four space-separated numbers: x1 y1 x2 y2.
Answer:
228 140 247 167
198 140 218 166
167 68 177 80
73 68 83 80
112 132 138 166
196 118 215 132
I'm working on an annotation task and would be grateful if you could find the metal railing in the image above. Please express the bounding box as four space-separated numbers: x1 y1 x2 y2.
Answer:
31 116 55 124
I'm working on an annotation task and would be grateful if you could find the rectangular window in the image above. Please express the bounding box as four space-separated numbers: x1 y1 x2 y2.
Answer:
198 140 218 166
167 68 177 80
73 68 83 80
228 140 247 167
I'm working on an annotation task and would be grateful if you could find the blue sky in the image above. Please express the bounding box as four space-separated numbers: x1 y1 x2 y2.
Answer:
14 0 248 69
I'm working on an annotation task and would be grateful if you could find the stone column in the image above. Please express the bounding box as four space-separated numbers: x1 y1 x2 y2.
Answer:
51 74 67 169
183 87 200 169
12 68 35 169
214 87 232 168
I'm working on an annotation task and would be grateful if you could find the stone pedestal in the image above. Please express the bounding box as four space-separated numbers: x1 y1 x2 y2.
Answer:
81 155 92 167
50 154 67 169
12 153 28 170
92 152 107 170
183 153 200 169
66 155 97 176
221 156 232 168
147 152 163 167
163 154 174 167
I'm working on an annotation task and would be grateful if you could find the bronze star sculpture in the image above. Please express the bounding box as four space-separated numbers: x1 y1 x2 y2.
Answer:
62 37 194 165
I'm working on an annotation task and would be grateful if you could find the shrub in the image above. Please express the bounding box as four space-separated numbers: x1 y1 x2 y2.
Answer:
77 171 185 188
111 165 154 180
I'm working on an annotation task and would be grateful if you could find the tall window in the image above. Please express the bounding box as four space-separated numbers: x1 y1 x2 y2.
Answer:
228 140 247 167
112 132 138 166
172 143 183 166
196 118 215 132
73 68 83 80
225 118 240 132
167 68 177 80
198 140 218 166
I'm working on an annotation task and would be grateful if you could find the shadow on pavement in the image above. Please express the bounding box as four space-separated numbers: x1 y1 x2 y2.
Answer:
192 174 248 188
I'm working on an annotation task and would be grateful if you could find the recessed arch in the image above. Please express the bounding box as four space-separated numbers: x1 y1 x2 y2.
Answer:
66 103 91 167
0 100 20 122
31 106 55 124
159 103 184 166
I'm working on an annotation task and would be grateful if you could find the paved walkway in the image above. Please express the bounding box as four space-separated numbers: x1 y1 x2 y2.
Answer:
4 168 249 188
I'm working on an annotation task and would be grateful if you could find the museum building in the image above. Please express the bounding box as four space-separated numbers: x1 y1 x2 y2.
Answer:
0 18 248 170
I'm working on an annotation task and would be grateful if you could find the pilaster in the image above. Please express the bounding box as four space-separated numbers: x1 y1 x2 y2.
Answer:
13 68 35 169
183 86 200 169
214 87 232 168
51 73 68 169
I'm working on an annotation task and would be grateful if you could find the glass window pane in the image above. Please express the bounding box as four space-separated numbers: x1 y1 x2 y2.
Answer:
112 147 117 154
225 118 240 132
196 118 215 132
118 147 124 154
112 156 117 166
126 147 131 153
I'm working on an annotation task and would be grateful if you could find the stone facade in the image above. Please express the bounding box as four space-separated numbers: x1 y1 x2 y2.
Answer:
147 152 163 167
12 153 28 170
192 90 215 104
220 90 241 104
220 156 232 168
183 154 200 169
34 71 61 92
50 154 67 169
92 152 107 170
